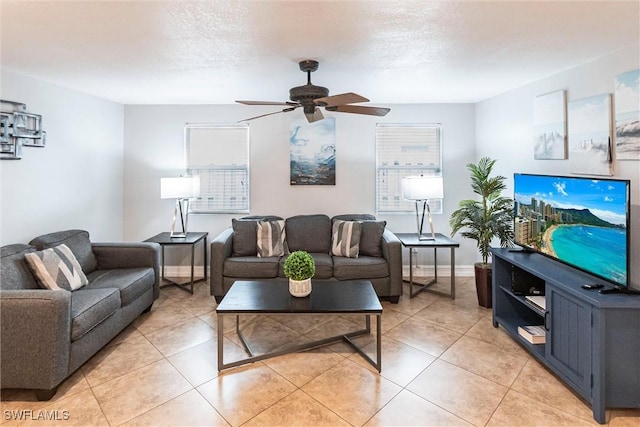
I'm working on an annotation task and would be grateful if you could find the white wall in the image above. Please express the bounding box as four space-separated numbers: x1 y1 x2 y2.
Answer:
123 103 476 268
0 69 125 245
476 45 640 289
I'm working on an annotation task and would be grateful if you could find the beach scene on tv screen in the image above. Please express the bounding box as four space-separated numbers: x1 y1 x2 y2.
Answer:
514 175 628 286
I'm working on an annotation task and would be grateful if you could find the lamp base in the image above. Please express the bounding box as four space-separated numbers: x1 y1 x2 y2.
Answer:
418 235 436 241
169 198 190 239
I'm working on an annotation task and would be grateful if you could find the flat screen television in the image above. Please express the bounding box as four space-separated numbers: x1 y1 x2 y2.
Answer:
513 173 631 290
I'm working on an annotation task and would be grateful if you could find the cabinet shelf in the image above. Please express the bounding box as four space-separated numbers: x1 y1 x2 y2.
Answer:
491 248 640 425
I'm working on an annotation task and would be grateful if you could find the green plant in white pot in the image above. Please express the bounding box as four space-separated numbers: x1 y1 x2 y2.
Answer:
449 157 514 307
283 250 316 297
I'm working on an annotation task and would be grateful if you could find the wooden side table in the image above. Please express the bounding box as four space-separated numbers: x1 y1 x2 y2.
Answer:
144 232 208 294
395 233 460 299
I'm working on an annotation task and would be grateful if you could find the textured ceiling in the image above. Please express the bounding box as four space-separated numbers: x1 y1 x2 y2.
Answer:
1 1 639 105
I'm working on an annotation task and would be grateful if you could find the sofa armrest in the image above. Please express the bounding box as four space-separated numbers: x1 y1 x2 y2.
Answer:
210 228 233 298
381 229 403 296
92 242 161 299
0 290 71 391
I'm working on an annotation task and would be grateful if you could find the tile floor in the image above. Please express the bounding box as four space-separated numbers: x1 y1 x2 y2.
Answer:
2 278 639 426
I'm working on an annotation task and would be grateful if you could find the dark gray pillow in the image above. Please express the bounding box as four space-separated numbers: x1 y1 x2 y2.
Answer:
359 221 386 257
232 219 258 256
29 230 97 274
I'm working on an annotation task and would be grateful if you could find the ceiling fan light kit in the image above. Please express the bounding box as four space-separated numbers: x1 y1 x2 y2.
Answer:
237 60 390 123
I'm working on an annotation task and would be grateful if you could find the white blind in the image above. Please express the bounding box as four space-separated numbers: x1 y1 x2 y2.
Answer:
376 124 442 214
185 124 249 213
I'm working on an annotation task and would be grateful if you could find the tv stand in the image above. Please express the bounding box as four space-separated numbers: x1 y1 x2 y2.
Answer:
491 248 640 424
599 286 640 295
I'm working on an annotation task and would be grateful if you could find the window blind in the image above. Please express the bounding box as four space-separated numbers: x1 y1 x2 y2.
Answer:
185 124 249 213
375 124 443 214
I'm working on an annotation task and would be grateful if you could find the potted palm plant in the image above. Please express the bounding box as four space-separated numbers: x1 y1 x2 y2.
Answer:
283 250 316 297
449 157 514 307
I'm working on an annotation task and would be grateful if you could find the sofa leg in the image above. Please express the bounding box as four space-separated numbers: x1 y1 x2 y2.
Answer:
143 303 153 313
387 296 400 304
35 387 57 401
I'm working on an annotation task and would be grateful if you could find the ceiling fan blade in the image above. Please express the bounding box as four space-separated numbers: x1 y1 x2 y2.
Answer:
236 100 297 106
304 108 324 123
326 105 390 116
315 92 369 107
238 106 299 122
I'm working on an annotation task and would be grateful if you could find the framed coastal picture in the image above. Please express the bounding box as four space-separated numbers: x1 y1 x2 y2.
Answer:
568 94 612 176
614 69 640 160
289 116 336 185
534 90 567 159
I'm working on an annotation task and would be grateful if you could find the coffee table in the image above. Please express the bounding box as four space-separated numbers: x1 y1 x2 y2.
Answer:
216 279 382 372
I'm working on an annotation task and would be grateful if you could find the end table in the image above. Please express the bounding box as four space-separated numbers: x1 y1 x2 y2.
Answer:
144 232 208 294
395 233 460 299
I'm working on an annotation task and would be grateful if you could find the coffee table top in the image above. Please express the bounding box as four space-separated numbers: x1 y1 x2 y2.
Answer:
216 279 382 314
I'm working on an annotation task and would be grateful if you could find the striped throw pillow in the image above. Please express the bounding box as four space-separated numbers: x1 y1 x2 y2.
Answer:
257 220 286 258
24 244 89 291
331 220 362 258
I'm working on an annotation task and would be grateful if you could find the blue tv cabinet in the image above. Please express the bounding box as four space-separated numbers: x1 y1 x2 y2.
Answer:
491 248 640 424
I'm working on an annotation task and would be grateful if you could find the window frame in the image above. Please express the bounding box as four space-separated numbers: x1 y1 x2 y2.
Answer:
375 123 443 215
184 123 250 214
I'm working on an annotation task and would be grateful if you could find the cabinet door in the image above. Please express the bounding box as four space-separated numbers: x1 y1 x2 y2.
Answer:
546 285 592 398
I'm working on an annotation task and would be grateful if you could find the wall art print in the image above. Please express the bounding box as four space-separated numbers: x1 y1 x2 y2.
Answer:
290 116 336 185
533 90 567 159
614 69 640 160
568 94 612 176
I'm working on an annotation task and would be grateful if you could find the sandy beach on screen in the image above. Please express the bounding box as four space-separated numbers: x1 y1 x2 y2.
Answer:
542 225 559 257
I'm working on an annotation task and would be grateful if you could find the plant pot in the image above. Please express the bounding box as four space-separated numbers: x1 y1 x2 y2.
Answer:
474 263 492 308
289 278 312 297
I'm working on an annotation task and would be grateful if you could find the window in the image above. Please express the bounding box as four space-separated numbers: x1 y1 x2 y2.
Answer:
185 124 249 213
376 123 442 214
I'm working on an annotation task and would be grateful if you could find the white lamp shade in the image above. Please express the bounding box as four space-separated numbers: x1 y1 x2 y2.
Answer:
402 175 444 200
160 176 200 199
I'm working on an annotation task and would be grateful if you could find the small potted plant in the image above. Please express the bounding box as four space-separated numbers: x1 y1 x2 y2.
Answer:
283 250 315 297
449 157 514 307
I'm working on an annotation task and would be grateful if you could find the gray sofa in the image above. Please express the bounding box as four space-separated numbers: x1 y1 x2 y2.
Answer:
0 230 160 400
210 214 403 303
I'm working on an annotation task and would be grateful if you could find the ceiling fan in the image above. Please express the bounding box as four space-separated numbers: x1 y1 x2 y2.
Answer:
236 60 390 123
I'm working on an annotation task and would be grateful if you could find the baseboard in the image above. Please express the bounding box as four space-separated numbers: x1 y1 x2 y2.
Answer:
403 264 475 277
162 265 207 278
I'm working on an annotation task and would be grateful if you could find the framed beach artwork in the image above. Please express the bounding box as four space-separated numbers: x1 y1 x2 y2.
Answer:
289 116 336 185
568 94 613 176
614 69 640 160
533 90 567 159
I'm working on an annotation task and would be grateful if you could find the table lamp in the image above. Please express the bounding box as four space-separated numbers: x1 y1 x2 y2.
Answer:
401 175 444 240
160 176 200 238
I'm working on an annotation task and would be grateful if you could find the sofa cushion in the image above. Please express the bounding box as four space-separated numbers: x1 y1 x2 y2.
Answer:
285 214 331 253
0 244 39 290
331 220 361 258
24 244 89 291
279 252 333 279
257 220 286 258
30 230 98 274
86 268 155 306
224 256 280 278
70 288 120 341
359 221 387 257
232 216 283 256
331 214 376 222
333 256 389 280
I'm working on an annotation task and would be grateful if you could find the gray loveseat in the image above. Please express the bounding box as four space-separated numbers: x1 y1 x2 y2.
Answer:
210 214 402 303
0 230 160 400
